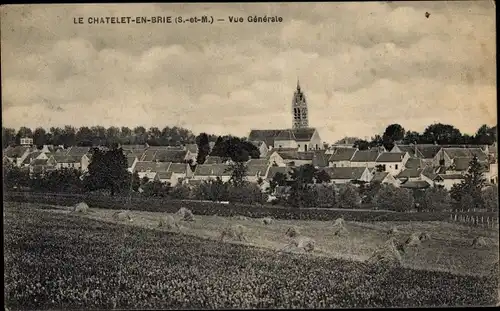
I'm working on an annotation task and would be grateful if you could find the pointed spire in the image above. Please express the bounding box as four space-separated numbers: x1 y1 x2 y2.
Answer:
297 78 301 91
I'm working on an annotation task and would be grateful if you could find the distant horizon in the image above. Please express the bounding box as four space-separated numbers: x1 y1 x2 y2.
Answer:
1 2 496 142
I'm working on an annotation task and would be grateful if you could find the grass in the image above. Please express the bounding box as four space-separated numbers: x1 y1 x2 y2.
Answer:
4 202 498 309
7 201 500 277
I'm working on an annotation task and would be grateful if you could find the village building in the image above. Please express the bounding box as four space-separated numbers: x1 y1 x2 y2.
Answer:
371 171 400 187
374 152 409 176
126 155 138 173
248 81 323 152
249 140 269 158
3 146 32 167
349 150 380 169
322 167 372 184
20 137 33 146
328 147 357 167
48 155 82 170
133 161 172 179
391 143 442 164
432 147 488 167
192 164 232 182
204 156 228 164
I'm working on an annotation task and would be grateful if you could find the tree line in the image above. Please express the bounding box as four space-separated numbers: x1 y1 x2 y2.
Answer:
2 125 220 149
345 123 497 151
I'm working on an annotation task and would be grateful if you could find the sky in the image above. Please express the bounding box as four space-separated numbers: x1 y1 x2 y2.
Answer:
1 2 496 143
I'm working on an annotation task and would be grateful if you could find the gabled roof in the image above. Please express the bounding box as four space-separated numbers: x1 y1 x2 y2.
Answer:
322 167 368 180
443 148 488 161
185 144 198 153
392 145 418 158
351 150 379 162
328 148 357 162
153 150 187 163
157 171 173 180
247 158 268 166
133 161 171 173
376 152 406 163
22 152 42 165
121 144 147 151
275 130 294 141
140 150 157 161
371 171 389 183
51 155 81 164
451 157 489 172
248 130 283 147
312 150 328 168
275 151 314 161
194 164 232 176
246 164 269 176
396 168 423 179
167 163 188 174
249 140 266 148
4 146 30 158
291 128 316 141
400 180 430 189
139 171 158 180
415 145 442 159
421 166 439 180
126 156 137 168
438 174 465 180
266 166 291 180
405 158 424 169
65 146 91 157
204 156 225 164
31 158 48 166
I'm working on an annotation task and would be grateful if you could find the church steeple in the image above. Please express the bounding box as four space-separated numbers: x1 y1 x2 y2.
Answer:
292 79 309 129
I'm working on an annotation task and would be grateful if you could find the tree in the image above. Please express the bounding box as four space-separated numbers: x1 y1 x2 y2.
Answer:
3 165 30 189
76 127 93 146
2 127 16 149
475 124 496 145
482 186 498 211
269 172 288 193
84 148 129 196
316 184 336 207
402 130 421 145
369 134 383 148
382 124 405 151
196 133 211 164
15 127 33 144
450 156 486 207
62 126 77 147
336 184 361 209
420 187 450 211
373 184 414 212
353 139 370 150
315 170 331 184
210 135 259 162
226 161 248 187
421 123 462 145
33 127 47 148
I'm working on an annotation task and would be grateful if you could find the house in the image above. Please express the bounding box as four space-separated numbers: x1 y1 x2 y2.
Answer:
153 149 189 163
49 155 82 170
485 163 498 185
374 152 409 176
245 164 270 184
404 157 425 169
204 156 227 164
391 144 442 164
81 153 93 172
20 137 33 146
264 166 294 193
29 159 55 176
268 152 286 167
126 155 139 173
399 180 431 190
371 171 400 187
249 140 269 158
133 161 172 179
140 171 160 182
20 151 48 168
322 167 373 184
65 146 91 157
164 163 193 186
192 164 232 182
312 150 329 168
248 128 323 152
3 146 31 167
396 168 424 183
349 150 380 169
247 158 269 166
433 147 488 167
184 144 198 163
269 150 314 167
328 148 357 167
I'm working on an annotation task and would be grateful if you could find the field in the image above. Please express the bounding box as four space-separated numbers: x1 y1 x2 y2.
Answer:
4 201 500 309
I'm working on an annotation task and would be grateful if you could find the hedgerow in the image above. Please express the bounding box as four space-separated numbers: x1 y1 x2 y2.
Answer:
4 206 498 309
5 191 496 222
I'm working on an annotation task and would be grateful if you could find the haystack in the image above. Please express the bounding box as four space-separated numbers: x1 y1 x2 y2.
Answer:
158 215 179 230
472 237 488 247
288 236 316 253
367 237 403 267
285 226 301 238
73 202 89 214
387 227 399 236
404 233 421 247
220 224 247 242
262 217 274 225
419 232 431 241
176 207 194 222
234 215 249 221
333 218 349 236
113 210 133 222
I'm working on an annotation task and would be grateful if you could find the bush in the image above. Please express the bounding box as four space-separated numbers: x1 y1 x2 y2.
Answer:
315 184 336 208
482 186 498 211
336 184 361 209
226 183 267 205
192 179 228 202
170 184 192 200
373 185 414 212
420 187 450 211
459 193 475 211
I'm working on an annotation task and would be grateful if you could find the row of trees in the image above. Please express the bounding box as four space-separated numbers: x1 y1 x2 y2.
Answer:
2 126 220 149
347 123 497 151
195 133 261 164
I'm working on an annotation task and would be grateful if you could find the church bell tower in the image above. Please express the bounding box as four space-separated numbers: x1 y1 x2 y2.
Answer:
292 79 309 129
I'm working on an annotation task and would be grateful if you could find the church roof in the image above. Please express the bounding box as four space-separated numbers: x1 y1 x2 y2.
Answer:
291 128 316 141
